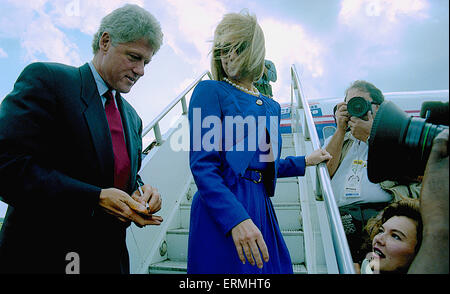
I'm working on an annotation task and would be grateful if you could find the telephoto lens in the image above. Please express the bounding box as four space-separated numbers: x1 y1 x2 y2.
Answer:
347 96 372 118
368 101 448 183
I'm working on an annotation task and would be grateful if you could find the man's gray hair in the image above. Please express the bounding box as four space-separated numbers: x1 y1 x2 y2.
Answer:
92 4 163 55
346 80 384 104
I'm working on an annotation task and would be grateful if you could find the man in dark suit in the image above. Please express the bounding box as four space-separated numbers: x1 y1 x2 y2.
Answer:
0 4 163 273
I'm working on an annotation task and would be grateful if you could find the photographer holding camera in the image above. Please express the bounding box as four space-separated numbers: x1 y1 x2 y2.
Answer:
324 80 421 270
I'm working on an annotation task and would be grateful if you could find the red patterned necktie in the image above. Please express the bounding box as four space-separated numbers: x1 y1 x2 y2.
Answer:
104 90 131 191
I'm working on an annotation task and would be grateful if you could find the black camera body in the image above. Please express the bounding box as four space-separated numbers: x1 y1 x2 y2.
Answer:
368 100 449 183
347 96 372 118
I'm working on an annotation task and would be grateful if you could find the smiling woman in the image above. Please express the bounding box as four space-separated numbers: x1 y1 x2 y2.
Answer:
360 199 422 274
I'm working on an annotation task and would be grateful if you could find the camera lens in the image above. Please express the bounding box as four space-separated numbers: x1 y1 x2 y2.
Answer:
404 118 446 174
368 101 448 183
347 96 371 118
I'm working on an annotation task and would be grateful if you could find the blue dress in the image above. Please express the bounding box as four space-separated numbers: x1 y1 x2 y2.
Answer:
187 80 306 274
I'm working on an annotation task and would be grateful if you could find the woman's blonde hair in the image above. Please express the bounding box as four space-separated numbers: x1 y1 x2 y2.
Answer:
211 10 265 82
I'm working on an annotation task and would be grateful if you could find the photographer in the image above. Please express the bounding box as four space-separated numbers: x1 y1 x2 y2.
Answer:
323 80 420 269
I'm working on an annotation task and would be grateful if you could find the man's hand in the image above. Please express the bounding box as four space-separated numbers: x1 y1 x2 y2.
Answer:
325 102 350 177
408 129 448 274
131 184 162 215
419 128 448 232
335 102 350 132
99 188 163 227
348 111 374 142
231 219 269 269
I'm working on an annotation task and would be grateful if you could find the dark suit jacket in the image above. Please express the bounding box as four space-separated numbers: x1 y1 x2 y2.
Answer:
0 62 144 273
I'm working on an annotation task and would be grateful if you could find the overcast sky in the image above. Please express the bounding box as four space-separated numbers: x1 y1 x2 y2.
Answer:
0 0 448 217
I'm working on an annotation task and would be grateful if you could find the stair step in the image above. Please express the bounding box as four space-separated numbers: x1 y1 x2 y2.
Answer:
148 260 187 274
293 263 307 274
148 259 307 274
179 202 302 231
185 178 300 205
165 229 304 263
272 178 300 203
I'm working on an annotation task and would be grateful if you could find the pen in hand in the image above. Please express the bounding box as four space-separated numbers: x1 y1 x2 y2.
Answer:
137 183 151 212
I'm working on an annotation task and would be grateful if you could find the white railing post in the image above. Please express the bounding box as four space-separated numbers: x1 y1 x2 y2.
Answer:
181 95 188 115
153 122 162 146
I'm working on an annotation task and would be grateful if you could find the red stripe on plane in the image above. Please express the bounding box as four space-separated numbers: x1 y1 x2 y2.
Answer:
314 120 336 125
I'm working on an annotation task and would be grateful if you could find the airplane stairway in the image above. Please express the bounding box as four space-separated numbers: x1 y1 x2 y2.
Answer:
147 132 308 274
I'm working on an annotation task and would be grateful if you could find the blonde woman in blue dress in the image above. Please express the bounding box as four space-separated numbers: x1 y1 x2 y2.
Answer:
187 11 331 274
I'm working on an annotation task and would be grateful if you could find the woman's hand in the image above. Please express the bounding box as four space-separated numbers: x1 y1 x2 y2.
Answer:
305 149 332 166
231 219 269 269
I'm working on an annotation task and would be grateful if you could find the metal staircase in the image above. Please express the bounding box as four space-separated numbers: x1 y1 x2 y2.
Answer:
147 133 307 274
125 65 355 274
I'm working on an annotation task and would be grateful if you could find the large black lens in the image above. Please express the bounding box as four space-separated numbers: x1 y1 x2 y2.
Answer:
347 96 371 118
420 101 449 125
368 101 448 183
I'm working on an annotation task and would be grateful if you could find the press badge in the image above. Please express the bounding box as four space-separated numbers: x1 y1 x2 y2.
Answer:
344 159 366 198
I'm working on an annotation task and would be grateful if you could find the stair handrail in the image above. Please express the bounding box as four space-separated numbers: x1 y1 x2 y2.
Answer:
290 64 355 274
142 70 213 148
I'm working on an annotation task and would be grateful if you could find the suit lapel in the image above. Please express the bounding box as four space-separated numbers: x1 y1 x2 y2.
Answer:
79 63 115 186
